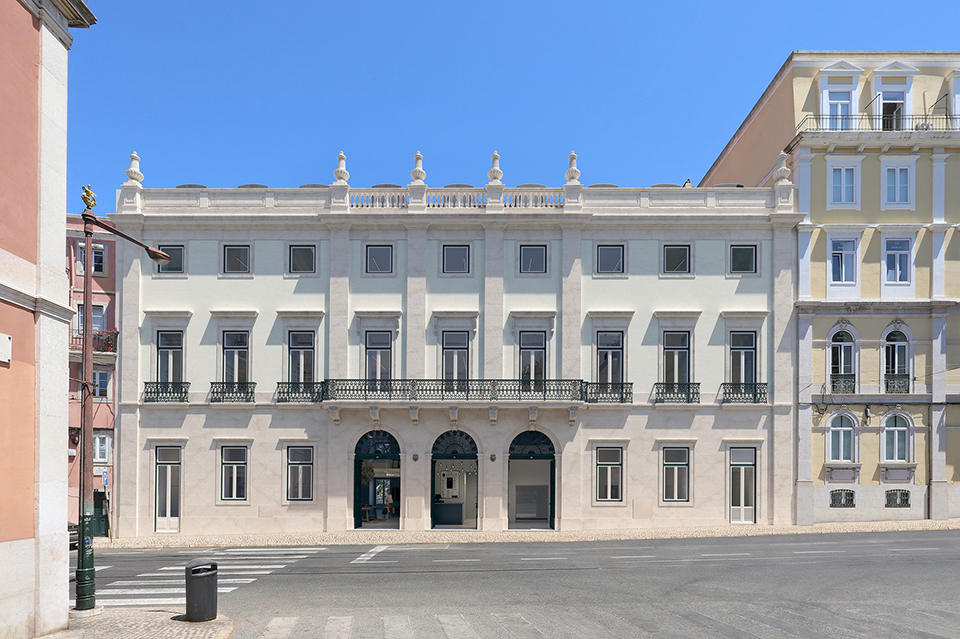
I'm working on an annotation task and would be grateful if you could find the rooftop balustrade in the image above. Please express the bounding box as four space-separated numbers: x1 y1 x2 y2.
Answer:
797 114 960 133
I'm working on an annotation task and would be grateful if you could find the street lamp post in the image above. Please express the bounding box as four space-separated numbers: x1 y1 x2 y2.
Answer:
74 186 169 611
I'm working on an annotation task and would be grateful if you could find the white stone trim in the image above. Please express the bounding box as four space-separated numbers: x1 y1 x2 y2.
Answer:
825 154 864 211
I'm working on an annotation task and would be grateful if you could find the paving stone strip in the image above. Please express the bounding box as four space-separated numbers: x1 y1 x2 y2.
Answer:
60 607 232 639
93 517 960 549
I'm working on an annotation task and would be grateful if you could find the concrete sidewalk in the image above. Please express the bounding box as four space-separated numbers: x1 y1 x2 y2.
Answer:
94 517 960 549
46 609 232 639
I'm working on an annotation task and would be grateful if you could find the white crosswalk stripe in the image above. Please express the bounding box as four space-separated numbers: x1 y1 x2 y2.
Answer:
323 616 353 639
436 614 480 639
382 615 414 639
259 616 299 639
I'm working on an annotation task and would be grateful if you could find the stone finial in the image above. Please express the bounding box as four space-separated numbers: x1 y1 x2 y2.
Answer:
773 151 791 184
333 151 349 184
487 151 503 183
410 151 426 183
125 151 144 184
682 179 692 188
565 151 581 184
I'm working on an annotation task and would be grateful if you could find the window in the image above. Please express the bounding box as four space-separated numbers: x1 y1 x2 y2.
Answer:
730 246 756 274
93 434 109 462
881 90 905 131
884 239 910 282
366 245 393 274
827 90 852 130
830 331 855 393
442 245 470 274
663 245 690 274
730 332 756 384
221 447 247 500
886 167 910 204
830 489 855 508
596 245 624 274
76 304 105 335
597 331 623 384
519 332 545 382
289 245 315 274
442 332 469 380
287 447 313 501
663 332 690 384
885 489 910 508
519 245 547 274
92 369 109 398
158 332 183 383
78 243 106 276
224 245 250 273
365 332 391 381
883 415 909 462
223 332 249 383
831 167 855 204
596 447 622 501
663 448 689 502
829 415 854 462
885 330 909 394
830 240 856 283
289 332 314 383
157 245 184 273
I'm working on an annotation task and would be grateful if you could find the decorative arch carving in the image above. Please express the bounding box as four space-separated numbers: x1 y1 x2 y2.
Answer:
509 431 555 456
432 430 478 456
355 430 400 455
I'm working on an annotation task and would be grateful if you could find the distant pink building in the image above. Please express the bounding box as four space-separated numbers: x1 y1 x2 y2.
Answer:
66 215 117 536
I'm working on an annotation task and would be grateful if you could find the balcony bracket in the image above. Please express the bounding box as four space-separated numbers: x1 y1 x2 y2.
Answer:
449 407 458 428
489 407 498 428
568 407 578 427
409 407 419 427
528 407 538 429
370 407 380 426
328 406 340 426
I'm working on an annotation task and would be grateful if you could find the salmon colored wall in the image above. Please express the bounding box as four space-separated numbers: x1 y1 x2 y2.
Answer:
0 2 39 264
0 301 37 542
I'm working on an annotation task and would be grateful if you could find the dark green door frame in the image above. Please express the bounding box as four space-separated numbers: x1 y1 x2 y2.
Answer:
430 453 478 529
354 453 400 529
508 453 556 529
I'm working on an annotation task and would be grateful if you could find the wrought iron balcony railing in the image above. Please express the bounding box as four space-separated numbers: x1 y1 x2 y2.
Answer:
721 383 768 404
322 379 594 402
797 114 960 133
581 382 633 404
884 374 910 394
70 330 118 353
210 382 256 403
830 374 856 394
276 382 325 403
143 382 190 403
655 382 700 404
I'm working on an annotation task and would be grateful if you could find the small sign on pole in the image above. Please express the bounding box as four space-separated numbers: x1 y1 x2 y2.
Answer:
102 470 108 486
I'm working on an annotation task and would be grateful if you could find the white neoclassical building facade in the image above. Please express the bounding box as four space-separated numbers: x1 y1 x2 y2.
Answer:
110 151 801 538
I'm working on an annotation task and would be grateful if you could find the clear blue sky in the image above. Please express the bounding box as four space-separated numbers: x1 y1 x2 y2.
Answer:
67 1 959 214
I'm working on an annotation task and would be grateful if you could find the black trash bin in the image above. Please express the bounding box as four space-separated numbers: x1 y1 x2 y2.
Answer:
184 558 218 622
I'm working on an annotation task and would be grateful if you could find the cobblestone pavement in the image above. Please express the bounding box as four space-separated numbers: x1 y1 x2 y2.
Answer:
93 516 960 549
49 608 232 639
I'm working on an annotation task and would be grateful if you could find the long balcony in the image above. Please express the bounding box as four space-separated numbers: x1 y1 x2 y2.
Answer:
323 379 596 403
654 382 700 404
830 374 856 394
276 382 325 403
70 330 118 353
721 383 768 404
143 382 190 403
210 382 257 403
884 374 910 394
797 114 960 134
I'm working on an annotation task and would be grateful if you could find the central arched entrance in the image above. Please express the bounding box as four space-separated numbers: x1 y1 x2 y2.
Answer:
431 430 479 529
354 430 401 529
508 431 555 529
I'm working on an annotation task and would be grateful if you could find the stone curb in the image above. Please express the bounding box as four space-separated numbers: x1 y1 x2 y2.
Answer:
62 608 232 639
94 517 960 549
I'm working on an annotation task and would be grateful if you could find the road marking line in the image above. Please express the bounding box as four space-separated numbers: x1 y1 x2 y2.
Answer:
71 598 186 607
437 614 480 639
611 555 656 559
382 615 414 639
139 570 273 577
159 564 285 570
201 554 310 560
702 553 751 557
97 587 237 595
793 550 844 554
94 566 111 571
323 616 353 639
110 579 255 586
259 617 298 639
493 613 548 638
433 559 481 563
351 545 389 564
888 548 939 552
520 557 566 561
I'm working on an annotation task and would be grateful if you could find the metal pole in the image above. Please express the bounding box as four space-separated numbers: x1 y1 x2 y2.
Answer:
75 210 96 610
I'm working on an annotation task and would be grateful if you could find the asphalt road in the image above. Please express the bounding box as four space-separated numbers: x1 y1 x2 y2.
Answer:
73 530 960 638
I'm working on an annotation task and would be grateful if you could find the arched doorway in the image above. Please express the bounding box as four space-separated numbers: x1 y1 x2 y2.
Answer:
431 431 479 529
508 431 555 529
354 430 401 529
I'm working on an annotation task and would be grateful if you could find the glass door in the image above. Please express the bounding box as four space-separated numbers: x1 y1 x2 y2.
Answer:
730 448 755 524
156 447 181 532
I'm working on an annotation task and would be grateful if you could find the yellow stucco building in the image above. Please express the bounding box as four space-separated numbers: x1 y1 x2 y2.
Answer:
705 52 960 523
